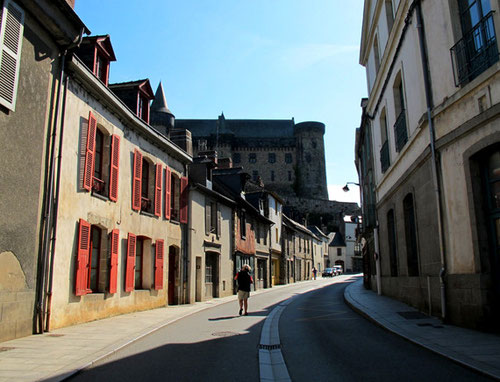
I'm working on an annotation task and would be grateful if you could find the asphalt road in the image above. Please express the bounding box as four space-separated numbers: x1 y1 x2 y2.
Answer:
68 276 492 381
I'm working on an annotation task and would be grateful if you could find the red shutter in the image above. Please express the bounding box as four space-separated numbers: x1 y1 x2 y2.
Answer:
125 233 136 292
180 176 188 224
109 135 120 202
154 239 164 290
109 229 119 293
75 219 91 296
83 111 97 191
132 149 142 211
154 164 162 217
164 166 171 220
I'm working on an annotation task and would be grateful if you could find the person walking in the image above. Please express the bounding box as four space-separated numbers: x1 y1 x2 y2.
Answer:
234 264 253 316
312 267 317 280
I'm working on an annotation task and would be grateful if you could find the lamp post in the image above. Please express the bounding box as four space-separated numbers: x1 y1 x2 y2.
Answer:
342 182 360 193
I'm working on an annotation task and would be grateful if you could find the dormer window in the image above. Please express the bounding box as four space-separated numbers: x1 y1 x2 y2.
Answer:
109 79 154 124
94 52 109 85
138 93 150 124
75 35 116 87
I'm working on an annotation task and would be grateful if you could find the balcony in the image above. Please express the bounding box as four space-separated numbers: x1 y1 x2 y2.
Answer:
394 110 408 153
92 177 106 197
380 140 390 173
451 12 499 87
141 197 152 214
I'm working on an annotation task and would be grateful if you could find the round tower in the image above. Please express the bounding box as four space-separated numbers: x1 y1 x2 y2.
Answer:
294 121 328 200
150 82 175 137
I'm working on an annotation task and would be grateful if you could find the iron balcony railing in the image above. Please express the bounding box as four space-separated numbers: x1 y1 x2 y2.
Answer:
451 11 499 87
380 140 390 173
394 110 408 153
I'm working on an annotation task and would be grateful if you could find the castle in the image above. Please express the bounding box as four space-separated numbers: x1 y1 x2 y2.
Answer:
149 83 359 233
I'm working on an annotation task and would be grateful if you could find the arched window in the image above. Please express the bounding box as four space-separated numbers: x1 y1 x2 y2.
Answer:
393 73 408 152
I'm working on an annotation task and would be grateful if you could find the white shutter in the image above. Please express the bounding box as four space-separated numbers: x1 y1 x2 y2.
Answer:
0 0 24 111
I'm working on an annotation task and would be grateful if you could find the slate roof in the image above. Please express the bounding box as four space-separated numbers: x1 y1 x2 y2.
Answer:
175 117 296 139
329 232 346 247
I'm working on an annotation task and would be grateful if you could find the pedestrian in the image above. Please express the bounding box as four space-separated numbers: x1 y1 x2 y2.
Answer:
312 267 317 280
234 264 253 316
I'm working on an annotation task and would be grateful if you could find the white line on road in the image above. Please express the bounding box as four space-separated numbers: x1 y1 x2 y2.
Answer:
258 288 316 382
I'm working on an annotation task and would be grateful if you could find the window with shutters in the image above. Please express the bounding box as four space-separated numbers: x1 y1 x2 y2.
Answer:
75 220 112 295
170 173 180 221
0 0 24 111
205 199 220 236
126 234 153 291
140 158 155 214
82 111 120 201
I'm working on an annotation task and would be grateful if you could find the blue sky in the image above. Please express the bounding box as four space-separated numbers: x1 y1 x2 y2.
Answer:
74 0 366 204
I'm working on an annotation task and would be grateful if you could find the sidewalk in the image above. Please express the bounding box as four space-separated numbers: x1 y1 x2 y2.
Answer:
0 279 320 382
344 278 500 380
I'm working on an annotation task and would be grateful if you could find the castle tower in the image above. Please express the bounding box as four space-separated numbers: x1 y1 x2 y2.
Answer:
150 82 175 137
294 121 328 200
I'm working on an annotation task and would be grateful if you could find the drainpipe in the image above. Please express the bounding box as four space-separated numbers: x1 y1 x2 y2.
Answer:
415 1 447 321
37 29 85 333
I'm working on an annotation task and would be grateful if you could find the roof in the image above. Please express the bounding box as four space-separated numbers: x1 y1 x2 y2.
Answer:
81 35 116 61
151 82 173 115
176 116 296 139
109 79 154 99
308 226 329 239
329 233 346 247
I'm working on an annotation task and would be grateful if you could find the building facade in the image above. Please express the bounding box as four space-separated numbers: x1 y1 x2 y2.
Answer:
0 0 88 342
359 0 500 329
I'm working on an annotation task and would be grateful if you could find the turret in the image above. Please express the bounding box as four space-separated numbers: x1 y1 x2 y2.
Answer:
150 82 175 137
294 121 328 200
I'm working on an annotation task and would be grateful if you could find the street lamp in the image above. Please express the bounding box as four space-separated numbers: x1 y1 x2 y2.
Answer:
342 182 359 192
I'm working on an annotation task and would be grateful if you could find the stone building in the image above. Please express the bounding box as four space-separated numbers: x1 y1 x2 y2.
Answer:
0 0 89 342
359 0 500 330
187 157 235 302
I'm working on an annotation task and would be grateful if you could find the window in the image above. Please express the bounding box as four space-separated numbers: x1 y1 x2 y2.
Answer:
403 194 419 276
268 153 276 163
285 153 293 163
141 159 151 212
249 153 257 163
452 0 498 86
233 152 241 164
83 112 120 201
337 248 342 256
276 228 279 243
94 53 109 85
253 171 259 181
385 0 394 33
387 209 398 276
75 220 119 296
88 225 102 292
380 108 390 173
0 0 24 111
393 74 408 152
205 200 221 236
170 174 179 221
271 171 275 182
240 211 246 238
374 35 381 72
137 93 150 123
125 233 153 291
205 263 213 283
92 129 105 196
135 237 144 288
288 171 292 181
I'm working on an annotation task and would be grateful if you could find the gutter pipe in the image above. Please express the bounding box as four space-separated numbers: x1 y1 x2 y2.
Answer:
36 28 85 333
415 1 447 321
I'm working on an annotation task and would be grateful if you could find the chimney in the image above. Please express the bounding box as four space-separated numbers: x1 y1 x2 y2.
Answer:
217 157 232 169
170 128 192 157
198 150 218 165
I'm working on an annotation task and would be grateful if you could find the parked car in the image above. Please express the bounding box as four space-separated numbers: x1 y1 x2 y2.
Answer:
334 265 343 275
322 268 335 277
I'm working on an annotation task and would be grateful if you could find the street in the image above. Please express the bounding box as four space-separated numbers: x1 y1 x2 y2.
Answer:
68 276 493 381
